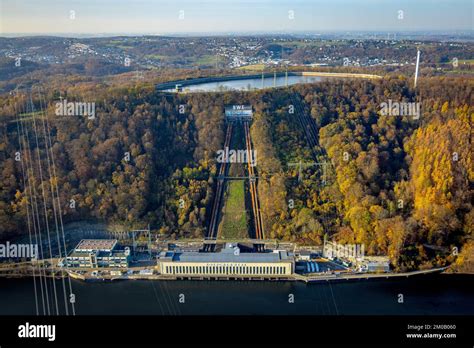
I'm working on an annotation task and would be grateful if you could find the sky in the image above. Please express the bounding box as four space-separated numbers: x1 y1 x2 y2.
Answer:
0 0 472 35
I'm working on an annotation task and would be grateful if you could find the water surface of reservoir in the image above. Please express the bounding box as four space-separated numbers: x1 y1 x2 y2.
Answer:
164 74 324 92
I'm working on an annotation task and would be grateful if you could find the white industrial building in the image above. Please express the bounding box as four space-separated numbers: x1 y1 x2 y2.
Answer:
157 243 294 278
64 239 130 268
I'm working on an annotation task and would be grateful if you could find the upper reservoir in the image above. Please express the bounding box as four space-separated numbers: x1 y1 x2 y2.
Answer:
173 75 323 92
156 72 381 93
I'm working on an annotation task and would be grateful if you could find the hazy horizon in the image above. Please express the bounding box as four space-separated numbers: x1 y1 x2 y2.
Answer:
1 29 473 39
1 0 472 35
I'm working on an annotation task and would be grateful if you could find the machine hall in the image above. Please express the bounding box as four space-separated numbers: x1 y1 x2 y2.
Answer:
157 243 294 278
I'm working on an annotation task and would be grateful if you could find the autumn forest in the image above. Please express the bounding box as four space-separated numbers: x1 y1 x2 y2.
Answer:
0 73 472 271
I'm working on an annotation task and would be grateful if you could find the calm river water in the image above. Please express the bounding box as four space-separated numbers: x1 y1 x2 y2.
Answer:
0 274 472 315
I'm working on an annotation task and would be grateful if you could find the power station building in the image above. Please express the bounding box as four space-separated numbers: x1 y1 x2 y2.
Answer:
224 105 253 122
157 243 294 277
64 239 130 268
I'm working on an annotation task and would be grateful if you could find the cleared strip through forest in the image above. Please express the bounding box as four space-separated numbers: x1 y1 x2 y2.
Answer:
290 92 319 154
205 119 265 252
205 123 233 250
244 121 265 246
288 92 336 236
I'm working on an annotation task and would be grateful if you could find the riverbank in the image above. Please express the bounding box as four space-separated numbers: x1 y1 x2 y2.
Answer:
0 263 449 284
69 266 447 283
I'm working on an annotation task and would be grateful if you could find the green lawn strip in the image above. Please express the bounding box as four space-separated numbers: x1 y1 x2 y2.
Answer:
218 180 248 239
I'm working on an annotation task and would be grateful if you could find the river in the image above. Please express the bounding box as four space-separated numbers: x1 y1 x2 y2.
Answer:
0 274 472 315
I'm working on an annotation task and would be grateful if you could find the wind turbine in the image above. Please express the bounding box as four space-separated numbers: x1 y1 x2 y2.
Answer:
414 49 421 88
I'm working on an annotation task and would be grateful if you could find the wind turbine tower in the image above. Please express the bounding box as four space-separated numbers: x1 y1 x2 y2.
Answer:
414 49 421 88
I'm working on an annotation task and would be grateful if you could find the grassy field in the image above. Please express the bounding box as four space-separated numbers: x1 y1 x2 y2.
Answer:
144 54 169 60
237 63 265 71
196 55 217 66
219 180 248 239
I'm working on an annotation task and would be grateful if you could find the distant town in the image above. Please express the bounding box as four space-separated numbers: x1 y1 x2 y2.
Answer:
1 34 472 76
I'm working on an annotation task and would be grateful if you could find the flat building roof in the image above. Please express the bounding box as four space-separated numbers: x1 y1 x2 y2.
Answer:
159 244 293 263
75 239 117 252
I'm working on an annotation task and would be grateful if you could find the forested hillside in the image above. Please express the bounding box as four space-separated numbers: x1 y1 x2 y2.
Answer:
0 75 472 269
248 76 473 270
